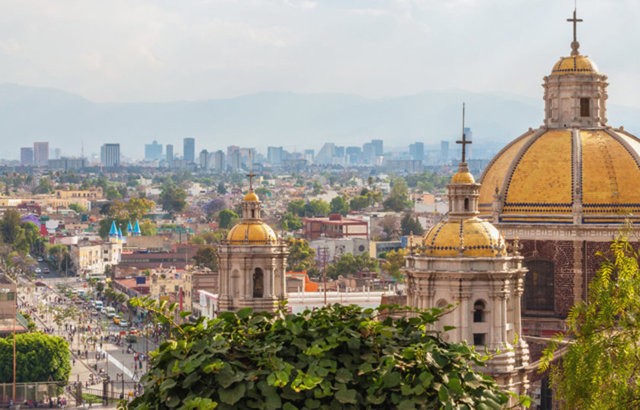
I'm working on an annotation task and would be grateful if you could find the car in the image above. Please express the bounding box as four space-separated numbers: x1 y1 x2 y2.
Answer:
34 281 46 287
36 257 43 262
34 267 42 273
42 267 50 273
119 320 129 328
113 315 120 325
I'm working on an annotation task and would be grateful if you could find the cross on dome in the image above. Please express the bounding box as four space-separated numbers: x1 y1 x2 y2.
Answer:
456 103 472 163
567 8 583 56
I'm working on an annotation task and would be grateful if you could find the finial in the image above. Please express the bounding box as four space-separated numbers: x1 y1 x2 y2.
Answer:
567 7 583 56
512 237 521 256
455 103 472 163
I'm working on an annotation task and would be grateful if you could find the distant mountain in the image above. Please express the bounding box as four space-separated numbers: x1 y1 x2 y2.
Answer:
0 83 637 160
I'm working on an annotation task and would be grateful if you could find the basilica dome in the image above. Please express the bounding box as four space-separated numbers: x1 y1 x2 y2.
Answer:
551 55 598 76
423 217 506 257
226 221 278 245
478 128 640 224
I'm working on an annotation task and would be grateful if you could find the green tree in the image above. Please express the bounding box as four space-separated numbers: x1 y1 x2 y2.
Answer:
305 199 330 217
0 333 70 383
159 181 187 214
541 237 640 408
0 210 23 245
140 220 157 236
280 212 303 231
47 244 70 273
326 252 378 279
129 302 516 409
330 196 349 216
68 203 86 213
383 178 412 212
400 212 425 236
287 199 306 217
217 182 227 195
349 195 371 211
219 209 239 229
193 245 219 272
286 238 316 272
381 249 408 282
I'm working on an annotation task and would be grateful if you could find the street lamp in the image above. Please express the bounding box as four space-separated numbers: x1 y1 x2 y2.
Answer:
0 287 17 401
116 373 124 399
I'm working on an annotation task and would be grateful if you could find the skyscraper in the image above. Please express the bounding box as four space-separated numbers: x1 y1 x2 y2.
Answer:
371 139 383 157
20 147 34 166
166 144 174 167
440 141 449 164
267 146 284 165
33 142 49 167
183 138 195 163
409 142 425 162
100 143 120 168
145 140 163 161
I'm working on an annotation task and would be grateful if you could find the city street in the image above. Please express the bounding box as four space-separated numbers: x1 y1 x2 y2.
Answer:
17 274 159 403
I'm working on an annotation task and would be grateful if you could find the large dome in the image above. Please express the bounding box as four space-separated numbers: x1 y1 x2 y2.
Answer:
226 221 277 245
479 128 640 224
423 217 506 257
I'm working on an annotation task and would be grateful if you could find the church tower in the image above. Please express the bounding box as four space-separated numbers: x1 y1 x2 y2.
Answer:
405 110 529 396
218 174 288 312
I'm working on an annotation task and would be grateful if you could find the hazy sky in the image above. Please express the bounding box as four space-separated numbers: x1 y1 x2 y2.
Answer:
0 0 639 107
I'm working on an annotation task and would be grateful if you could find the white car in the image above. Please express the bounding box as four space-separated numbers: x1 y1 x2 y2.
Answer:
119 320 129 328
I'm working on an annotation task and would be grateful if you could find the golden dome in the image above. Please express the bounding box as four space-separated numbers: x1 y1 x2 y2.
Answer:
451 170 475 184
423 217 506 257
551 55 598 76
226 221 277 245
479 128 640 223
243 191 259 202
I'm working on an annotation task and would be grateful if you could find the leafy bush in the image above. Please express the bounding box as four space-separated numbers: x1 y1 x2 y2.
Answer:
130 303 512 409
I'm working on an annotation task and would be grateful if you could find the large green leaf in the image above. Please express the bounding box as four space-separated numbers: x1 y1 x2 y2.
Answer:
218 382 246 405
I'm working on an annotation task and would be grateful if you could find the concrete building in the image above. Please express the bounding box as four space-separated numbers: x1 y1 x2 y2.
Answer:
183 138 195 163
144 140 163 161
165 144 174 167
20 147 33 166
100 143 120 168
33 142 49 167
303 214 369 240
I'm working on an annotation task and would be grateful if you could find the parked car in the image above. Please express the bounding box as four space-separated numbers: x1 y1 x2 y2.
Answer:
119 320 129 328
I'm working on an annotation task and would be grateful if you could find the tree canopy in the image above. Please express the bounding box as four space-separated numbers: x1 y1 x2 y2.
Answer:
326 252 378 279
160 181 187 214
286 238 316 273
0 333 70 383
541 237 640 409
129 302 514 409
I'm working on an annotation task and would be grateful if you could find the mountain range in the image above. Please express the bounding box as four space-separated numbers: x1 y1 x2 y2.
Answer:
0 83 638 161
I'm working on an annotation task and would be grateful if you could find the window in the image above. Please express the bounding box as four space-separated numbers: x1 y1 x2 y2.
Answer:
473 300 486 323
473 333 485 346
464 198 470 211
580 98 590 117
524 260 555 311
253 268 264 298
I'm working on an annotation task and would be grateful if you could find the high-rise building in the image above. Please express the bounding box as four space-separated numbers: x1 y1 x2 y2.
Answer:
145 140 163 161
183 138 195 163
212 150 225 172
303 149 315 163
345 146 361 165
33 142 49 167
227 146 241 171
100 143 120 168
409 142 425 162
440 141 449 164
20 147 34 166
267 146 284 165
199 149 209 169
371 139 383 156
166 144 174 167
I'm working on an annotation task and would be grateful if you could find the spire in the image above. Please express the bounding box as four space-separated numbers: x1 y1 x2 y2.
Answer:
133 220 141 236
109 220 118 237
567 7 583 56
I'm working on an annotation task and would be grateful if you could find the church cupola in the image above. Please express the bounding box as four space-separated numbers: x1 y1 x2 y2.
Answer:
448 105 480 219
543 9 608 128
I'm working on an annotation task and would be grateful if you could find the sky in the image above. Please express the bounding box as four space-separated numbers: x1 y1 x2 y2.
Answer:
0 0 639 108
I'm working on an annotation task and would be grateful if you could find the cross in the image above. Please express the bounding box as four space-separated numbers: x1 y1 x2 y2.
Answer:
567 9 583 48
246 170 256 191
456 102 472 163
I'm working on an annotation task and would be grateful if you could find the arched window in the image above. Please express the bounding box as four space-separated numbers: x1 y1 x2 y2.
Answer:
253 268 264 298
251 209 255 218
473 300 486 323
524 260 555 311
464 198 470 211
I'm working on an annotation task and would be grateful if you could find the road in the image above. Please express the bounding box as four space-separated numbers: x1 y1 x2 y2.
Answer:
18 274 159 402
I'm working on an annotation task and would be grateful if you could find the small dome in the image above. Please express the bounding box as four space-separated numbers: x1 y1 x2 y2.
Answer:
226 221 277 245
451 171 475 184
551 55 598 76
244 191 260 202
423 217 506 257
